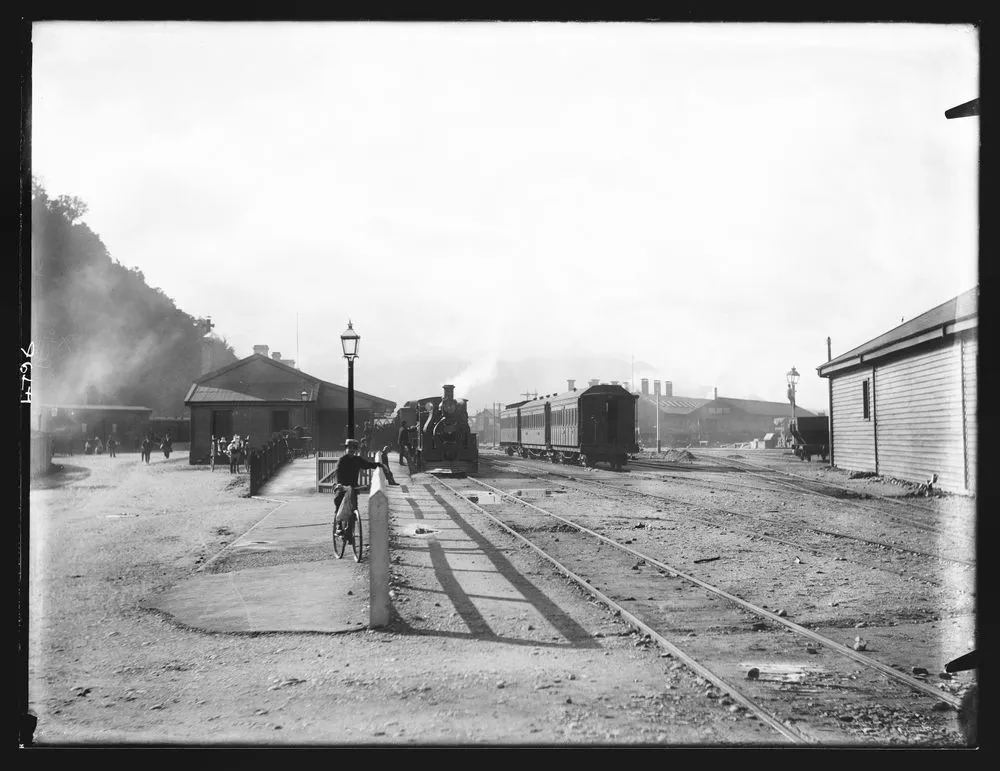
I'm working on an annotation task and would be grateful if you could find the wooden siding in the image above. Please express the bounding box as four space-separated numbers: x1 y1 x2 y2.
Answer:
830 367 876 472
962 333 977 493
874 343 965 492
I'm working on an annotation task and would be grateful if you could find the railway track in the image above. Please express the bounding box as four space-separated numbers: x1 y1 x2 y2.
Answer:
630 455 973 546
484 457 975 577
424 467 968 745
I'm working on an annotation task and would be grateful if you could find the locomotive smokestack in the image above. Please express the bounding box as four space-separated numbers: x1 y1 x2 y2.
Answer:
653 380 661 397
567 379 575 391
641 378 649 395
443 384 455 401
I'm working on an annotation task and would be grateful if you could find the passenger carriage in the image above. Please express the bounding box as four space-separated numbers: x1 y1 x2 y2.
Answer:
499 383 638 470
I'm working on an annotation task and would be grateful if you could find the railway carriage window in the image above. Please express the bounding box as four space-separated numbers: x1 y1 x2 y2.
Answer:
862 379 871 420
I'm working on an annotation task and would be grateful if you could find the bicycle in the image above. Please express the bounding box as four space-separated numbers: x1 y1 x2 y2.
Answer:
332 484 366 562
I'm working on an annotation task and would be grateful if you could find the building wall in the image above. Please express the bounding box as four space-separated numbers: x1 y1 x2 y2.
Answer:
190 406 212 462
830 366 877 473
874 342 965 491
830 335 976 495
962 333 977 493
189 403 314 462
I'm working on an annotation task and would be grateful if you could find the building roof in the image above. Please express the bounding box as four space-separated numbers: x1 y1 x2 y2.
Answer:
818 287 978 377
638 394 710 415
39 404 153 413
184 387 266 404
185 353 395 411
714 396 815 417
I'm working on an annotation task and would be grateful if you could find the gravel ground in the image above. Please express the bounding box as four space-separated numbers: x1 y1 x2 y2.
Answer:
25 451 789 746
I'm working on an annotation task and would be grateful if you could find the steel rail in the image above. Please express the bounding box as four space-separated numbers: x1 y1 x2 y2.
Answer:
486 457 974 570
429 475 811 744
702 454 947 517
460 474 963 709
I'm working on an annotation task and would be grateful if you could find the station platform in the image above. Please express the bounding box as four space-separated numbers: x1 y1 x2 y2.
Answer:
149 456 517 637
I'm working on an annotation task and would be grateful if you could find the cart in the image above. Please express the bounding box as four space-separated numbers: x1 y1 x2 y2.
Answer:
789 417 829 462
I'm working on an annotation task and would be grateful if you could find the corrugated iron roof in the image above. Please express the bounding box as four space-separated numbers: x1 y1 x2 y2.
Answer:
715 397 814 417
639 394 709 415
185 387 264 403
819 287 978 375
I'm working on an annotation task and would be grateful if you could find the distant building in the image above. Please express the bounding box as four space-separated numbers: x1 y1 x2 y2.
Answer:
35 404 153 454
634 377 813 446
184 350 396 463
818 287 977 495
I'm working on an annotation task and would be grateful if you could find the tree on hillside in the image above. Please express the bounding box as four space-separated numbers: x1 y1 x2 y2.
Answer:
30 180 238 414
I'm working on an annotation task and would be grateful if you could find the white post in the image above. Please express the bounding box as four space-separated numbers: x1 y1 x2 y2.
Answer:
368 466 391 628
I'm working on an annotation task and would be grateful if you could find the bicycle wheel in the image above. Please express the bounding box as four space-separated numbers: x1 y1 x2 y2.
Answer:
351 511 363 562
333 518 347 559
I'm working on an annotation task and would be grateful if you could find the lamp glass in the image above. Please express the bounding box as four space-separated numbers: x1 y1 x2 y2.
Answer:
786 366 800 386
340 321 360 359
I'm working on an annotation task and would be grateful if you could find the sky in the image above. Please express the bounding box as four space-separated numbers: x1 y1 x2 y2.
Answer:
29 21 980 414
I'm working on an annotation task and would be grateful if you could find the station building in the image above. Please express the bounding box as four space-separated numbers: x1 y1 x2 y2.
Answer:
817 287 977 495
183 346 395 464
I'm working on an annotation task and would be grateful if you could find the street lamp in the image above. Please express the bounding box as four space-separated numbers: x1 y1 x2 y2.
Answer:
340 320 360 440
786 366 800 439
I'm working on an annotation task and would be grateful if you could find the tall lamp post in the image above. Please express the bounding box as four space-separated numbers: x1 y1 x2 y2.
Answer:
340 320 360 440
786 366 800 445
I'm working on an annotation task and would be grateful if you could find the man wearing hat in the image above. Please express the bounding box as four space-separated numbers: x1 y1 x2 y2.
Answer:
333 438 387 541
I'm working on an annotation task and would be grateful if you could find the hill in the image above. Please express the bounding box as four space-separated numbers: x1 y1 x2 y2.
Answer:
28 182 237 415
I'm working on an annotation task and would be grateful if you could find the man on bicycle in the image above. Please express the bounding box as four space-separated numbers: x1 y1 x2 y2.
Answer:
333 438 385 542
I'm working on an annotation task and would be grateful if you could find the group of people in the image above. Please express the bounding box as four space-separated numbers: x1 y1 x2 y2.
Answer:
84 435 118 456
139 431 170 463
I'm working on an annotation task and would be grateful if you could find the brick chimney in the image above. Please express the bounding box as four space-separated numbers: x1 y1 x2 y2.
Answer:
567 379 576 391
714 387 718 400
664 381 673 397
653 380 661 397
589 379 599 386
641 378 649 395
271 352 282 360
253 345 269 357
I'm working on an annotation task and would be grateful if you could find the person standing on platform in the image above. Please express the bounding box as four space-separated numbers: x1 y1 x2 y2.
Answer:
397 421 412 465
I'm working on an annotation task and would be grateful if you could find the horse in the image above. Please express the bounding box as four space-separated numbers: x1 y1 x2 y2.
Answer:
228 436 246 474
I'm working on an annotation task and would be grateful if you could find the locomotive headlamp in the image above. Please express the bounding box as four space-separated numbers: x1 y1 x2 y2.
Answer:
340 320 360 360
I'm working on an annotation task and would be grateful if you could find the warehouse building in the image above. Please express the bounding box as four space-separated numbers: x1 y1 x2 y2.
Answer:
636 379 813 446
817 287 977 495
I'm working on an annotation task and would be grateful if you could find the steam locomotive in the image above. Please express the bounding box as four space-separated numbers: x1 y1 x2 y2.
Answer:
399 384 479 475
500 382 639 470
